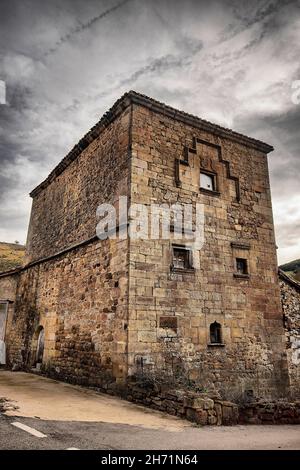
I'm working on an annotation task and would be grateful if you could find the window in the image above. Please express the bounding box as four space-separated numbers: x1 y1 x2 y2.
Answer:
236 258 248 275
200 171 216 191
210 321 222 344
172 245 192 270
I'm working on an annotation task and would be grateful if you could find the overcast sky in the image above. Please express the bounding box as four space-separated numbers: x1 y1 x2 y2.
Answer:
0 0 299 264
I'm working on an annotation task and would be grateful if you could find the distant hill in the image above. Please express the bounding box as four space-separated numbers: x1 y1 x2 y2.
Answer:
280 258 300 282
0 242 25 272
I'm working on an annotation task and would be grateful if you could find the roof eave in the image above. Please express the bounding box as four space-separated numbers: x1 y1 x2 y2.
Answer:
30 90 274 198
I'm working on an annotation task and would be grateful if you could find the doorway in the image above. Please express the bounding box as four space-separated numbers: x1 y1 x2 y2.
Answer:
36 326 44 364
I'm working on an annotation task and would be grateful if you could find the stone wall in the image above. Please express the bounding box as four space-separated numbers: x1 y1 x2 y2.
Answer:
124 385 239 426
0 272 18 301
280 271 300 399
0 272 19 344
25 105 131 263
127 102 289 399
239 401 300 424
1 101 132 383
4 237 129 383
0 92 291 402
126 387 300 425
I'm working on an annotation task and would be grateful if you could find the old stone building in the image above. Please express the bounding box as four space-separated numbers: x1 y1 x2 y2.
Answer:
279 270 300 398
0 91 296 401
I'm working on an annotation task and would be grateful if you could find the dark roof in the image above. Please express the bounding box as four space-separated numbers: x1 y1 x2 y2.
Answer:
279 268 300 293
30 90 274 197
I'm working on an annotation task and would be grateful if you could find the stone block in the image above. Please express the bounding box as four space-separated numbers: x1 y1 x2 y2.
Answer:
222 402 239 425
185 407 208 425
183 396 214 410
137 331 157 343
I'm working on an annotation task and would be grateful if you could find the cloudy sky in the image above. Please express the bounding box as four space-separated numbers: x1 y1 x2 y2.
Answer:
0 0 299 264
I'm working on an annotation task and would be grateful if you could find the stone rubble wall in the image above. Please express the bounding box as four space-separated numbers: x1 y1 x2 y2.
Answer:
3 237 129 382
25 106 131 263
0 274 19 350
122 383 300 425
100 382 239 426
0 273 18 301
108 382 300 426
239 401 300 424
0 103 132 382
280 274 300 399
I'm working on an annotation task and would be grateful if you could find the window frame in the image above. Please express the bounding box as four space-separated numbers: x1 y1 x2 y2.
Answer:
210 321 221 344
199 169 220 196
209 321 224 346
231 242 251 279
171 244 194 272
235 257 248 276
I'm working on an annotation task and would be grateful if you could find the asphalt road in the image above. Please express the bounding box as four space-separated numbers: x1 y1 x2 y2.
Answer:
1 413 300 450
0 371 300 450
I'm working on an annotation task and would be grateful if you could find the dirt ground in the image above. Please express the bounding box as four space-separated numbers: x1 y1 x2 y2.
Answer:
0 370 186 429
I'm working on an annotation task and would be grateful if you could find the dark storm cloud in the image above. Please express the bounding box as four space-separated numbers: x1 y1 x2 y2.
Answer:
44 0 133 58
0 0 299 262
79 37 203 104
235 101 300 263
237 106 300 196
118 39 203 87
222 0 298 39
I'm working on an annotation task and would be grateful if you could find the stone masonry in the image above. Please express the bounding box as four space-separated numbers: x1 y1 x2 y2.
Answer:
279 269 300 398
0 91 294 404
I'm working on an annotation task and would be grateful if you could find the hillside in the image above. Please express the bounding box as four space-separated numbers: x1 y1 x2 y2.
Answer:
0 242 25 272
280 258 300 282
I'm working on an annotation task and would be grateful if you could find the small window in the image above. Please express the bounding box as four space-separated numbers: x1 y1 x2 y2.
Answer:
210 321 222 344
236 258 248 275
172 245 192 270
200 172 215 191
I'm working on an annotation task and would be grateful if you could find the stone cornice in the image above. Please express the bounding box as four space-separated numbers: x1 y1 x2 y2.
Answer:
129 92 274 154
30 90 274 198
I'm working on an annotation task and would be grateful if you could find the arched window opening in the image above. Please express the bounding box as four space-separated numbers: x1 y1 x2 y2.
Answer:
210 321 222 344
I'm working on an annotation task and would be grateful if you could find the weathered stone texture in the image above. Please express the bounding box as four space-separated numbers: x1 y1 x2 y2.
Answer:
124 385 239 426
1 101 131 384
239 400 300 424
280 272 300 398
0 273 18 345
127 102 288 399
0 273 18 301
26 107 131 263
0 92 293 403
5 237 128 384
